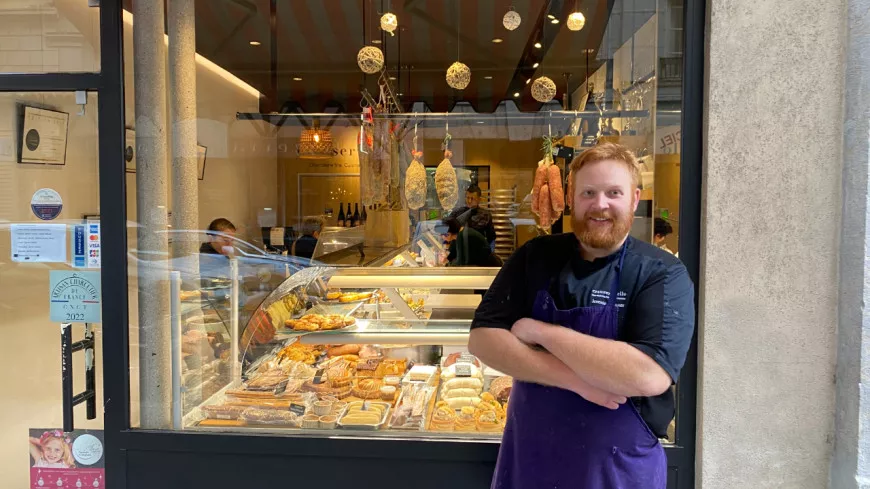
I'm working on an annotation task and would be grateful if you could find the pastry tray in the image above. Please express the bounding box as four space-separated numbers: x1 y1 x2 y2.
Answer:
337 401 391 430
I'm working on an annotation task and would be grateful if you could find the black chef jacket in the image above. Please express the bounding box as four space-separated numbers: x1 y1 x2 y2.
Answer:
471 233 695 438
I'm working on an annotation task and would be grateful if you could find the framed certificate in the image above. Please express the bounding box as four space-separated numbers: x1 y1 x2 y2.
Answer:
125 128 136 173
18 105 69 165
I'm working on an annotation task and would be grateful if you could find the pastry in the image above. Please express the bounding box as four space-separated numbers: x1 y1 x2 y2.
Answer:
441 388 480 400
353 378 384 399
326 291 342 300
408 365 437 382
442 352 481 368
381 359 407 377
429 402 456 431
455 406 477 431
302 414 320 429
380 385 397 401
341 402 388 426
241 408 301 426
488 376 513 403
319 415 338 429
384 376 401 387
285 318 319 332
442 377 483 391
475 410 502 433
446 397 481 410
327 344 361 357
332 401 348 414
313 400 332 416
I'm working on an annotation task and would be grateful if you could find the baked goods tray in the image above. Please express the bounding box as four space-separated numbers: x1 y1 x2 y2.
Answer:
337 401 391 430
299 301 364 318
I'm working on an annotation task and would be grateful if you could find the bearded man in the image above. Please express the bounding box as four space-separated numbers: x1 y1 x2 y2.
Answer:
469 142 695 489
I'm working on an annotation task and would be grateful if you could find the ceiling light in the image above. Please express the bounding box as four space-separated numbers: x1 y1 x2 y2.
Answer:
503 9 521 30
492 38 503 43
534 42 542 48
372 39 382 44
389 76 397 80
526 78 531 84
547 14 556 19
484 75 493 80
533 62 540 68
551 18 560 24
299 122 334 159
249 41 261 46
513 92 520 98
292 77 303 81
567 11 586 31
380 12 398 36
477 121 485 124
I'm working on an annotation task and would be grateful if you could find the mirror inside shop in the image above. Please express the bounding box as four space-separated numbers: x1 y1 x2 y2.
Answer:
132 0 684 441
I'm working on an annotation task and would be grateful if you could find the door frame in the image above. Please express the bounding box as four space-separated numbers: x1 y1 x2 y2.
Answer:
0 0 705 487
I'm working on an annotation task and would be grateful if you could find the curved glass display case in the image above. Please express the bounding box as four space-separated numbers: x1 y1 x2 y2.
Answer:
180 266 511 441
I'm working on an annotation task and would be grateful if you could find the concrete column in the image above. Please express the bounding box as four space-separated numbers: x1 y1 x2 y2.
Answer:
169 0 200 260
699 0 845 487
831 1 870 488
133 0 171 429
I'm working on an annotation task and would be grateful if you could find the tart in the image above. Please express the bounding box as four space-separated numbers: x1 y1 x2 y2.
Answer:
488 376 513 403
380 385 397 401
454 406 477 431
319 415 338 429
313 400 332 416
352 378 384 399
475 410 503 433
302 414 320 429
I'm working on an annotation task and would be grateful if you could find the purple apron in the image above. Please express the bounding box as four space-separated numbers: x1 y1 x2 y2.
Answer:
491 243 666 489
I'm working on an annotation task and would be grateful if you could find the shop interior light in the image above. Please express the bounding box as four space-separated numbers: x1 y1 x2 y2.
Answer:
551 18 560 24
526 79 531 84
372 39 382 44
533 62 539 68
503 8 521 31
484 75 493 80
249 41 261 46
492 38 503 43
547 14 556 19
513 92 520 97
380 12 398 35
299 121 334 159
534 42 542 48
292 77 303 81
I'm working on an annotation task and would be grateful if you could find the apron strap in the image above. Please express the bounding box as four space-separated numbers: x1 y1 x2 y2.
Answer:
607 238 630 306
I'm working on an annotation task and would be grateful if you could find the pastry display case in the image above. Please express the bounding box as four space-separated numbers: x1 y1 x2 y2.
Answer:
180 266 514 440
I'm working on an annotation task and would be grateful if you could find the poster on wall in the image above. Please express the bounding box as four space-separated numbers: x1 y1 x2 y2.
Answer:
29 429 105 489
197 144 207 180
11 223 67 263
49 270 101 323
31 188 64 220
19 106 69 165
124 129 136 173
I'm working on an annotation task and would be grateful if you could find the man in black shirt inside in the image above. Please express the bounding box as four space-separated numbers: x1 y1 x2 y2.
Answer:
469 143 695 488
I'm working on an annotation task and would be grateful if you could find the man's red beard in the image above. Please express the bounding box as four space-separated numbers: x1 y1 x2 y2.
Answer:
572 205 634 250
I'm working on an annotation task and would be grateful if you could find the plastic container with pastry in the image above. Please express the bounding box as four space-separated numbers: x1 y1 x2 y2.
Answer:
405 365 438 383
201 404 247 420
313 400 333 416
241 408 302 427
301 414 321 429
318 415 338 429
441 352 482 368
389 384 435 430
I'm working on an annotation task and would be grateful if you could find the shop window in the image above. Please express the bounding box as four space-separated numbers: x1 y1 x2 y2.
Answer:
126 0 684 446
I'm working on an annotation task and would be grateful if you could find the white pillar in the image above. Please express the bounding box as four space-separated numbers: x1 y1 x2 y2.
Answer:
169 0 200 258
133 0 171 429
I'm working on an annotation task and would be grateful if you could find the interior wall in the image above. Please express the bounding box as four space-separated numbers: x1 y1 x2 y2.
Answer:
698 0 845 487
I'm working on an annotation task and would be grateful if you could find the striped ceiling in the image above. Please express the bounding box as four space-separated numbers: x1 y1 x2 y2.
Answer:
128 0 643 113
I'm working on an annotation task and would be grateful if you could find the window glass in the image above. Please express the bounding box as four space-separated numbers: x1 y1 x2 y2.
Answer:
127 0 684 444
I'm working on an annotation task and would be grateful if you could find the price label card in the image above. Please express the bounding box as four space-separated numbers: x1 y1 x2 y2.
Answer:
289 404 307 416
455 364 472 377
313 368 326 385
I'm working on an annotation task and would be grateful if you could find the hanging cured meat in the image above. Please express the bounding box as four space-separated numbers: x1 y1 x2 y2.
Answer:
405 149 427 210
358 108 375 206
435 149 458 211
531 160 548 214
548 164 565 213
371 116 391 206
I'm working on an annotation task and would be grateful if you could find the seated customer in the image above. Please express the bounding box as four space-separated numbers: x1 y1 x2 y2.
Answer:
290 216 325 259
201 218 236 256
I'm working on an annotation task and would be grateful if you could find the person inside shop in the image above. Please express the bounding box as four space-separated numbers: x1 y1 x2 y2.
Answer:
468 143 695 488
440 215 502 267
459 184 497 248
654 217 676 255
201 218 237 256
289 216 325 259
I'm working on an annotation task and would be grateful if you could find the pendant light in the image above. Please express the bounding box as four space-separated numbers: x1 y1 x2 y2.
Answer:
357 0 385 73
503 7 521 31
567 0 586 31
446 5 470 89
380 0 398 36
531 11 556 103
299 120 334 159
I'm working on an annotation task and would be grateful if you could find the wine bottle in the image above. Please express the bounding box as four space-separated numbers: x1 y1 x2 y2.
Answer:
353 204 361 227
360 203 367 226
337 203 346 227
345 203 353 227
